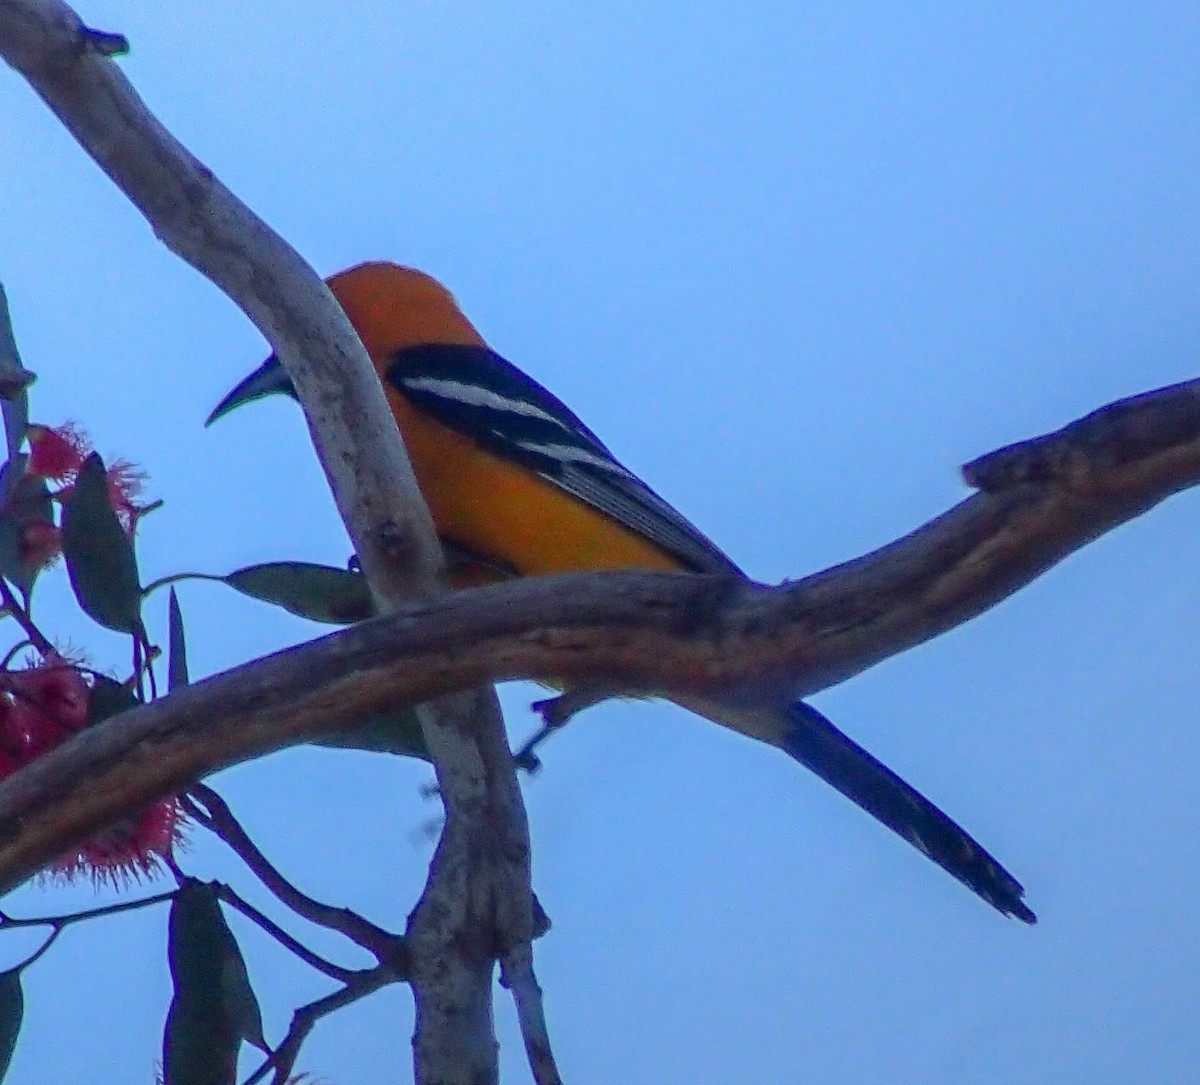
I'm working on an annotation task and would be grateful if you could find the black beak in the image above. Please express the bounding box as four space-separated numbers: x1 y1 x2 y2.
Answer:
206 355 297 427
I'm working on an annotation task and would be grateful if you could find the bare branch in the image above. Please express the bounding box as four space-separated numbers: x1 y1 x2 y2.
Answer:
0 579 55 658
5 4 1199 1082
0 887 176 971
0 887 176 930
239 964 398 1085
500 942 563 1085
213 882 361 986
0 0 441 601
1 3 541 1077
0 376 1194 893
407 689 535 1085
186 785 401 963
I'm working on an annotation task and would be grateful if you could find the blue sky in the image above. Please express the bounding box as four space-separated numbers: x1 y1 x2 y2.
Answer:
2 1 1199 1081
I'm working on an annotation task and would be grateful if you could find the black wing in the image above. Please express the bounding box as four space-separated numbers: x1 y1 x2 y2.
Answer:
386 343 742 575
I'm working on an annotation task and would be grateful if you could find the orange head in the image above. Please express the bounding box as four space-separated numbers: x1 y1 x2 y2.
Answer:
207 262 484 425
326 262 486 358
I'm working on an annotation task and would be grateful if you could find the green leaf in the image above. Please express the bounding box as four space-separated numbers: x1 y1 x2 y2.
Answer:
222 937 268 1054
223 561 375 624
1 393 28 468
309 703 430 760
215 560 429 757
62 453 141 633
168 587 189 691
162 997 238 1085
0 284 36 462
0 968 23 1083
172 881 266 1047
0 460 26 587
0 455 53 600
164 882 267 1085
88 674 141 726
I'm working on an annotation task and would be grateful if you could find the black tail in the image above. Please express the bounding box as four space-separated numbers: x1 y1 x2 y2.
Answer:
777 701 1035 922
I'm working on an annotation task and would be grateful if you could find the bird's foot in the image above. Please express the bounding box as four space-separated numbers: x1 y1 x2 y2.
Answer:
513 686 618 773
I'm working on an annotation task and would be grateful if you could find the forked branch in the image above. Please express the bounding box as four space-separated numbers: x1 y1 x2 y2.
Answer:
0 375 1197 892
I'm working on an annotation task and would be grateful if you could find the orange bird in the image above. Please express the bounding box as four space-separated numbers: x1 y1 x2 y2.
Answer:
209 261 1034 923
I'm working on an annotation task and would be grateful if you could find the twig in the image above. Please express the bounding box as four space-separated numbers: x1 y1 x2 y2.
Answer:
163 852 186 886
142 629 159 702
78 24 126 56
513 687 619 771
240 964 397 1085
0 886 176 929
0 887 176 973
0 639 34 669
186 785 402 964
500 943 563 1085
213 881 359 985
140 571 226 599
8 928 59 971
0 579 54 657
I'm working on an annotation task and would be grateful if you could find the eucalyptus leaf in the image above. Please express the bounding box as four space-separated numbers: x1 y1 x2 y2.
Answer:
0 284 35 461
162 997 238 1085
0 968 23 1083
215 562 426 756
62 453 141 633
310 703 430 760
9 476 50 603
171 882 265 1044
88 674 141 726
223 561 375 624
1 392 28 466
167 587 188 691
164 882 267 1084
0 456 52 600
0 460 22 589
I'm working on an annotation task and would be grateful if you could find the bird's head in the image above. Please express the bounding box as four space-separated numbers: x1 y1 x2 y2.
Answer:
206 261 483 425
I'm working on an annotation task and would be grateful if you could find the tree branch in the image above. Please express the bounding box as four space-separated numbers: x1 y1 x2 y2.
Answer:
5 5 1200 1082
240 963 398 1085
186 785 400 962
213 883 359 986
500 941 563 1085
1 1 542 1079
407 689 535 1084
0 0 441 602
0 375 1194 895
0 887 176 930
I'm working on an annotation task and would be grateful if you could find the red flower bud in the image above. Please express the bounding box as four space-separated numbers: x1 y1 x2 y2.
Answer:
26 423 88 480
19 519 62 570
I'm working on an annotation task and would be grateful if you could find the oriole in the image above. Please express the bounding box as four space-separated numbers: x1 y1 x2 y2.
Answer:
209 261 1034 923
